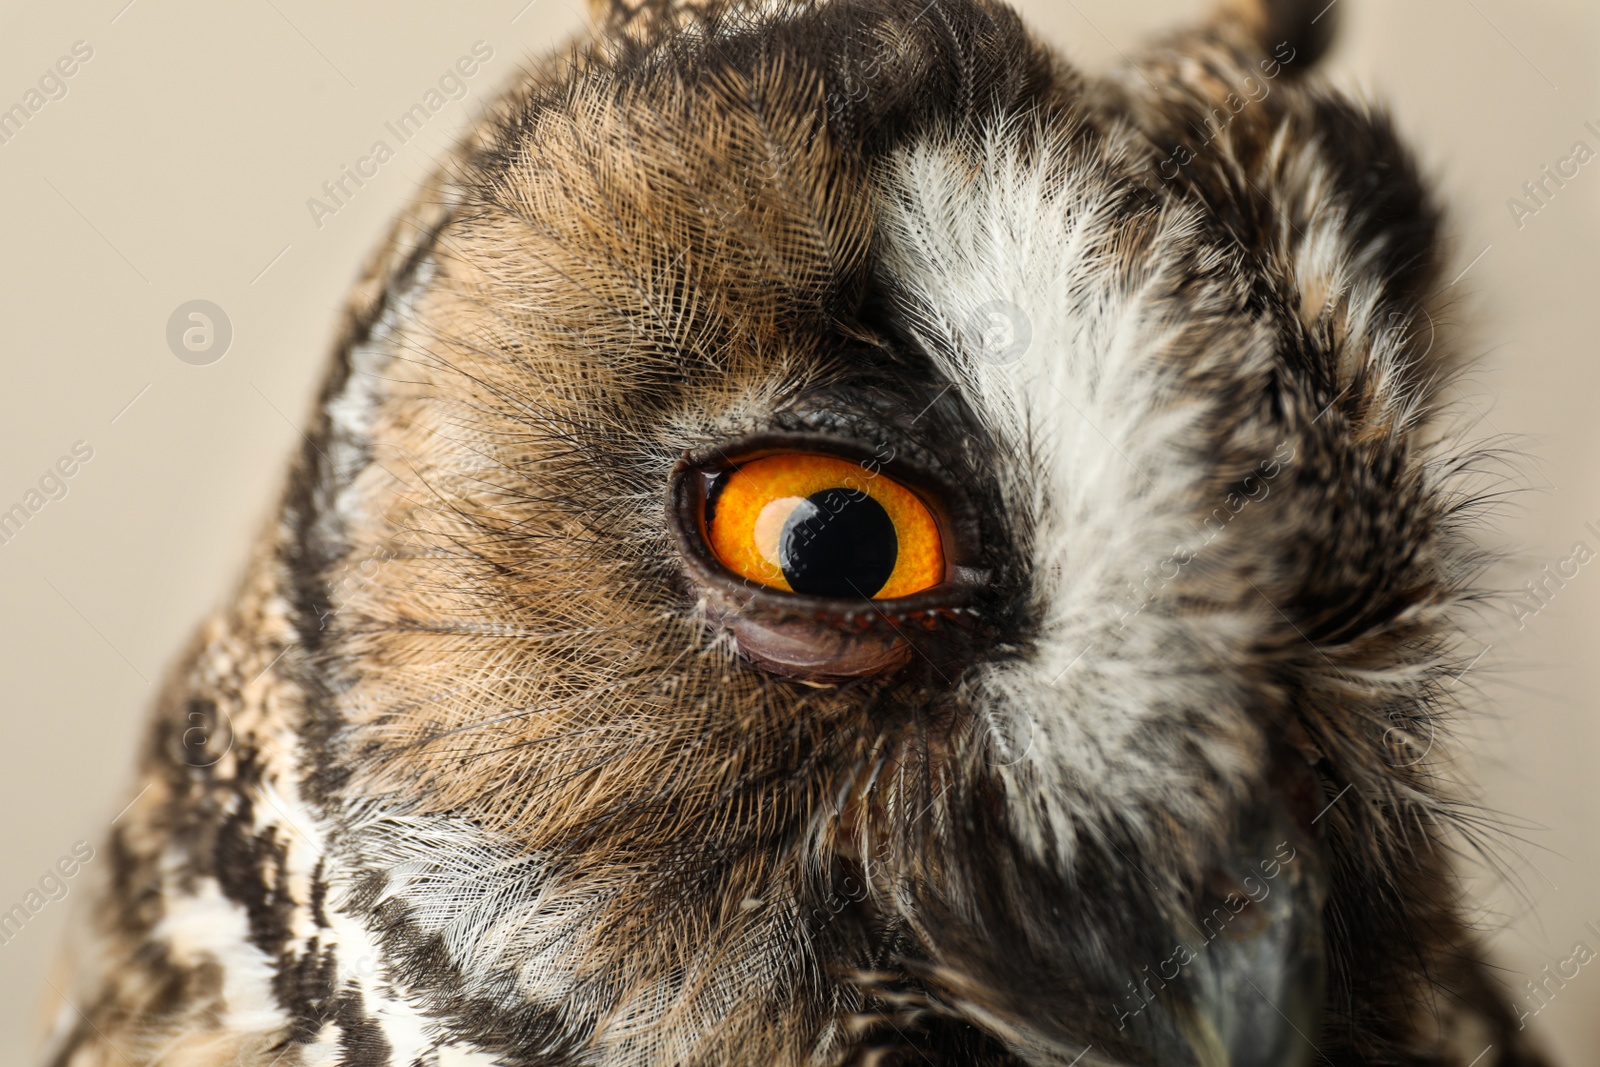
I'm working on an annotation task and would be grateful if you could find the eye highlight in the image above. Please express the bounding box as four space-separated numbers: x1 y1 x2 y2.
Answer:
705 454 944 599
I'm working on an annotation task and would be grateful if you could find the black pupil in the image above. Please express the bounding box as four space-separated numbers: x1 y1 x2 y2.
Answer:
779 488 898 598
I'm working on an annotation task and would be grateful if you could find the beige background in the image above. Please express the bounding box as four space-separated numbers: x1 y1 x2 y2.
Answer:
1 0 1595 1060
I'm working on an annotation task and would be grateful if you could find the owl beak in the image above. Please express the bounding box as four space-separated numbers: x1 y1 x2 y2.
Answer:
1174 802 1328 1067
905 777 1330 1067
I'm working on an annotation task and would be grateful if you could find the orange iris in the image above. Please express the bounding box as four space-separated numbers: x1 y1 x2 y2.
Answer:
706 453 945 599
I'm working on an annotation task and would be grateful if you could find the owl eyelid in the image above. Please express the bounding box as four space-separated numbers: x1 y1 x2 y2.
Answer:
667 441 987 681
678 429 977 541
674 433 979 574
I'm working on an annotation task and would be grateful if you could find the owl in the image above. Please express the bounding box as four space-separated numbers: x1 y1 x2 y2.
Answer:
40 0 1551 1064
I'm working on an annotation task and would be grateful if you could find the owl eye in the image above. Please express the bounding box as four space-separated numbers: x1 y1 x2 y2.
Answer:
704 454 945 600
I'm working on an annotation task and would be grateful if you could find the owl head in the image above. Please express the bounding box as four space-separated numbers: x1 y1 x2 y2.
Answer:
261 0 1523 1063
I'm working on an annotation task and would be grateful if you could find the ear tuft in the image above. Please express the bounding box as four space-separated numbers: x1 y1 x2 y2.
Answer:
587 0 722 41
1228 0 1340 71
588 0 811 43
